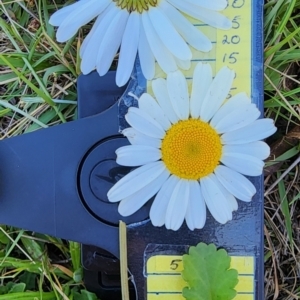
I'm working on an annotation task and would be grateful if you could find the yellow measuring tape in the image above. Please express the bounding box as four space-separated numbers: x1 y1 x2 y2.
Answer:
146 255 255 300
148 0 252 98
145 1 255 299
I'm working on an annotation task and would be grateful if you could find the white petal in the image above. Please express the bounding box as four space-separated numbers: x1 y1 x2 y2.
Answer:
150 175 178 227
221 119 277 144
152 78 179 124
214 165 256 202
200 175 232 224
118 168 169 216
116 145 161 166
148 6 192 61
223 141 270 160
56 0 110 42
50 4 80 26
125 107 165 139
80 4 116 74
165 179 189 231
96 9 129 76
210 92 251 128
138 93 171 130
167 70 189 120
174 57 191 70
185 181 206 230
80 27 99 73
185 0 227 11
168 0 232 29
141 12 177 74
214 103 261 134
122 128 161 148
116 12 140 87
159 0 212 52
190 63 212 118
138 21 155 80
213 176 238 211
200 66 235 122
80 14 102 59
220 153 264 176
107 161 165 202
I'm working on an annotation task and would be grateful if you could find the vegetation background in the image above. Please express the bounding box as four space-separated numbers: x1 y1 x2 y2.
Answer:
0 0 299 299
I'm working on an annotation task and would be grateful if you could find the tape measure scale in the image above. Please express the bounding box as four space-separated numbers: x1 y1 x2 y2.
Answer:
146 255 255 300
147 0 252 99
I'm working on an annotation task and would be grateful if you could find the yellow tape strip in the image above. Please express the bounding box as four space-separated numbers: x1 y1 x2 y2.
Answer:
146 255 255 300
145 1 254 297
147 0 252 99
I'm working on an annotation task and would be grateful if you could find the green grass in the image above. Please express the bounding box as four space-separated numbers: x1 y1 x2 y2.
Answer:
1 0 300 299
0 227 98 299
264 1 300 299
0 1 97 298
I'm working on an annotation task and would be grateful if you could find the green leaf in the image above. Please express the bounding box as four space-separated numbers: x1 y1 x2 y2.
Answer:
73 290 98 300
21 236 44 260
0 226 10 244
8 283 26 293
69 241 81 271
19 272 37 291
73 268 83 283
0 285 8 295
0 108 11 118
182 243 238 300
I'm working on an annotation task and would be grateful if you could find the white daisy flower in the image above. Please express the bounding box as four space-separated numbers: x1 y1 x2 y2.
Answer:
107 63 276 231
49 0 231 87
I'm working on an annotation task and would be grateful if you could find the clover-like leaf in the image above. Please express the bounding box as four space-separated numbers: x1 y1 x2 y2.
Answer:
182 243 239 300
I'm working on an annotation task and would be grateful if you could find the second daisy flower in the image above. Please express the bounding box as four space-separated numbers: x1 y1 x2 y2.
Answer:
49 0 232 86
108 63 276 231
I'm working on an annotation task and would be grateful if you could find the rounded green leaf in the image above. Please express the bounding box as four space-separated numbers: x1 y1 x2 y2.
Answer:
182 243 239 300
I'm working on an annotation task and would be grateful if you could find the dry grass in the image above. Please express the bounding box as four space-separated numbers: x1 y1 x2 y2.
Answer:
263 1 300 295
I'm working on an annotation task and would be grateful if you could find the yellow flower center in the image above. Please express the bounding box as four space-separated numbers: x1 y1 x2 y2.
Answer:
161 119 222 180
113 0 159 13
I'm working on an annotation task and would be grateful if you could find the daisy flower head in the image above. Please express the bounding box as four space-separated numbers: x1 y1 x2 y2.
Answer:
49 0 232 87
107 63 276 231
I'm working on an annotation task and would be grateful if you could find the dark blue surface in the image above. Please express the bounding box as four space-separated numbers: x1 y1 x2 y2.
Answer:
0 104 120 256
